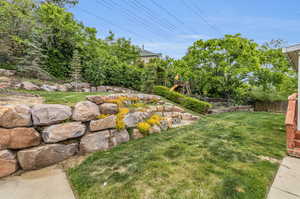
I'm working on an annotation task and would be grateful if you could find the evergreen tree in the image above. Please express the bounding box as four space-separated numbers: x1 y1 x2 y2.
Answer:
70 49 81 91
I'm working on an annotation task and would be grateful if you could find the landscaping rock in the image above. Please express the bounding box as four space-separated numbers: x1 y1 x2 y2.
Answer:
149 125 161 134
156 105 164 112
42 122 86 143
91 87 97 92
124 112 151 128
171 112 181 118
86 95 106 104
21 81 40 90
110 129 130 146
87 94 160 104
163 112 173 118
154 112 163 116
0 128 41 150
31 104 72 125
172 118 181 125
17 143 78 170
165 118 173 128
190 115 200 120
131 129 144 139
0 150 18 178
0 69 16 77
99 103 118 114
159 120 169 131
89 115 116 131
96 86 107 92
57 84 68 92
164 105 174 112
80 131 110 153
0 104 32 128
41 84 57 91
82 88 90 92
181 113 193 120
72 101 100 121
63 83 73 91
172 106 185 112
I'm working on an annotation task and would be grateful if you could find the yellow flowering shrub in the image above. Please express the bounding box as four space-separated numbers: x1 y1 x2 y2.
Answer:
96 114 111 119
105 96 140 107
137 122 151 135
116 107 129 130
146 114 162 126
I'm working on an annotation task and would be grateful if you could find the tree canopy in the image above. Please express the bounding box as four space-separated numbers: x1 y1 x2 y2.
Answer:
0 0 296 103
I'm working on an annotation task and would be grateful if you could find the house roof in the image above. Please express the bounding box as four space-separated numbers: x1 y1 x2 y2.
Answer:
140 49 161 57
282 44 300 70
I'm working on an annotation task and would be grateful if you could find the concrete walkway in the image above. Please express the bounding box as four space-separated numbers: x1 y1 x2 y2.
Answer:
268 156 300 199
0 167 75 199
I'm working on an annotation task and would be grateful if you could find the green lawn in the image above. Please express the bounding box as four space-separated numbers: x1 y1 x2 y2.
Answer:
68 112 286 199
10 90 108 106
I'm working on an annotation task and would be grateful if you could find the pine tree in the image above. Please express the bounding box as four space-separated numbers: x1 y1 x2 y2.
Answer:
70 49 81 92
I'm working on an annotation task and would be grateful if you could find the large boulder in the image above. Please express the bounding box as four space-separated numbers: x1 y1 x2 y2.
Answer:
42 122 86 143
17 143 78 170
149 125 161 134
72 101 100 121
123 112 151 128
57 84 68 92
110 129 130 146
0 69 16 77
131 129 144 140
80 131 110 153
0 150 18 178
99 103 118 114
41 84 57 91
31 104 72 125
96 86 107 92
0 105 32 128
87 94 160 105
21 81 40 90
0 128 41 150
89 115 116 131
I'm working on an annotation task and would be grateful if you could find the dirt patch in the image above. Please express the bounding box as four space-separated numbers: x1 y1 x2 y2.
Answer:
0 91 44 105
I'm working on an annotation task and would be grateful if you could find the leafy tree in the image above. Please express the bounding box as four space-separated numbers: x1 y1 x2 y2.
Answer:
0 0 37 65
105 32 140 64
41 0 78 7
184 34 261 99
36 3 82 78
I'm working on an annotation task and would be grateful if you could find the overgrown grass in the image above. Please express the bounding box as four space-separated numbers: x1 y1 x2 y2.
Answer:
68 112 286 199
12 90 109 106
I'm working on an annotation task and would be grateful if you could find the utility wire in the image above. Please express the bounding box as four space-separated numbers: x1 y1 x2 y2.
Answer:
182 0 223 36
130 0 177 31
97 0 172 39
149 0 199 35
76 7 144 39
126 0 178 34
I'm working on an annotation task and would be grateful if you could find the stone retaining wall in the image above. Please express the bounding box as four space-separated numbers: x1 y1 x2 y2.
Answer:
0 93 199 178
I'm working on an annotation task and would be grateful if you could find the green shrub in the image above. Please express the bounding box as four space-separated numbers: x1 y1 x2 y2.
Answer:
153 86 212 113
249 87 289 102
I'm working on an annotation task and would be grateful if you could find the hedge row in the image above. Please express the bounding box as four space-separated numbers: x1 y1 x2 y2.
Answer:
153 86 212 113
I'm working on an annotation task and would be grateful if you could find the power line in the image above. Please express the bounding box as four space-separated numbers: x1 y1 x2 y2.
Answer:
97 0 172 40
76 7 144 39
126 0 178 34
182 0 223 36
148 0 199 35
130 0 177 32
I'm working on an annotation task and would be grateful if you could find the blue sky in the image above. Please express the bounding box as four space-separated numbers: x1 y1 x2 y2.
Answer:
70 0 300 59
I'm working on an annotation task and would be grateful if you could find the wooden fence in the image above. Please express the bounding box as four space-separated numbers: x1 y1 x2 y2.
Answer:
254 101 288 113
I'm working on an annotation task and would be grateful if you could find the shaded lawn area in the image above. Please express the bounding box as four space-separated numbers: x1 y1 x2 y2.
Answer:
68 112 286 199
10 90 109 106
